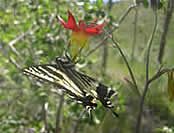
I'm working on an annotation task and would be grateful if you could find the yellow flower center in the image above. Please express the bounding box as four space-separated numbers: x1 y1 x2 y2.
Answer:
70 31 89 57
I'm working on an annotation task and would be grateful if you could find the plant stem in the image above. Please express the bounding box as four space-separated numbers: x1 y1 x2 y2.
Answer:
135 10 158 133
131 7 138 61
158 0 174 64
148 68 170 84
109 35 140 98
117 3 137 25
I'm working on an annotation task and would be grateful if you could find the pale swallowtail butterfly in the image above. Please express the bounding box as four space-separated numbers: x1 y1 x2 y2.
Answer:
22 57 119 118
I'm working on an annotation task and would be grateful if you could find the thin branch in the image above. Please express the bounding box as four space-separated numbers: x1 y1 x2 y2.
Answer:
135 10 158 133
85 4 137 57
102 40 108 75
116 3 137 26
108 33 140 98
101 0 113 75
148 68 171 84
8 26 39 57
131 7 138 61
84 35 108 57
55 93 64 133
71 109 87 133
42 102 49 133
8 43 20 57
146 12 158 81
158 0 174 64
9 56 21 70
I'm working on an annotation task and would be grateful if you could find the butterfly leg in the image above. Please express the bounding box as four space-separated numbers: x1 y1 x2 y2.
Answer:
110 107 119 118
55 56 75 68
71 109 87 133
100 99 119 118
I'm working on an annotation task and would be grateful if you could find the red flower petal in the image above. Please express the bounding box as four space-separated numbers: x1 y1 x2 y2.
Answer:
85 28 102 35
57 15 67 28
79 20 85 29
86 18 98 28
84 23 105 35
67 11 78 31
93 23 105 29
93 18 98 23
57 11 78 31
58 11 105 36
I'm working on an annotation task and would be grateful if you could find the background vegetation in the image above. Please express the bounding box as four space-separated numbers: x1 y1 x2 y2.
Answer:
0 0 174 133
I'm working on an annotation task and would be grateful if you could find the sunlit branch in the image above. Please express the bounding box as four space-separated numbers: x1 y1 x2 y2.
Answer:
9 57 21 70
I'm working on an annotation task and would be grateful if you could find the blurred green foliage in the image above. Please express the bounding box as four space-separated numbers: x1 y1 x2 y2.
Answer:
0 0 174 133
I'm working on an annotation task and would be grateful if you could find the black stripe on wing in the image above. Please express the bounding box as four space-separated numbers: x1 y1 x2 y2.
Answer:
22 65 85 98
23 65 59 84
22 64 98 111
56 64 99 98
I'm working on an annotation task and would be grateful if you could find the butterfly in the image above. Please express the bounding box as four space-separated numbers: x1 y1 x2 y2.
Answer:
22 57 119 118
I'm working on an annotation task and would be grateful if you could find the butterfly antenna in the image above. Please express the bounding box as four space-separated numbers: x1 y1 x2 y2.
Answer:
72 109 87 133
65 53 72 62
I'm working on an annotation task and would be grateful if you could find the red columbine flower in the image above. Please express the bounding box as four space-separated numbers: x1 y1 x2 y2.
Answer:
57 10 105 57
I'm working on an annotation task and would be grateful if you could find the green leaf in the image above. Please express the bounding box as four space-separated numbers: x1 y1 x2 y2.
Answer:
96 0 104 9
45 0 49 5
143 0 149 8
157 0 166 9
84 2 90 11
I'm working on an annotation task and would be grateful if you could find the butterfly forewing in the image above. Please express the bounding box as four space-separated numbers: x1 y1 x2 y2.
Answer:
23 65 85 98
